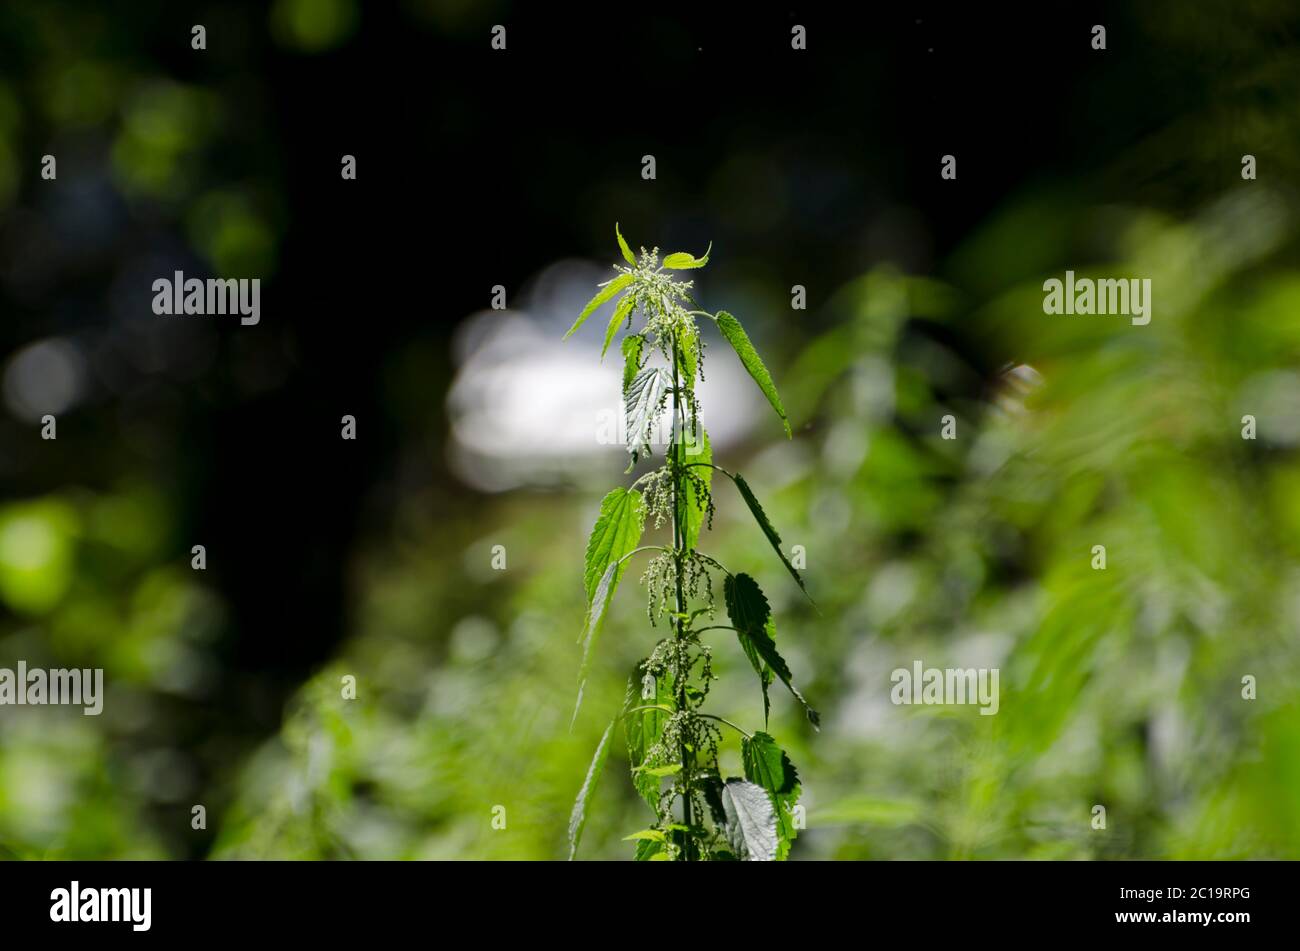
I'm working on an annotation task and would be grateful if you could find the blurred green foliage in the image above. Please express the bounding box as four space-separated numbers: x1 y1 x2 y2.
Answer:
2 1 1300 861
219 189 1300 858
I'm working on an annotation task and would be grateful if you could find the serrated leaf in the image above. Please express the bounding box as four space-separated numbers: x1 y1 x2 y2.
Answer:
743 732 802 860
566 273 633 339
721 778 778 861
625 366 669 466
583 487 646 604
601 293 636 359
715 310 791 437
662 243 711 269
676 329 698 391
568 719 616 860
724 570 775 723
699 769 728 828
573 562 619 727
670 426 711 550
724 573 820 729
622 334 645 395
616 222 636 265
731 473 810 602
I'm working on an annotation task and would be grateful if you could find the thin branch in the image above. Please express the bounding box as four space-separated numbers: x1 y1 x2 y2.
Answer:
699 714 752 739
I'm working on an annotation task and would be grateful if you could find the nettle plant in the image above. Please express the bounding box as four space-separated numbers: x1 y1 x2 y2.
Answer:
565 225 817 861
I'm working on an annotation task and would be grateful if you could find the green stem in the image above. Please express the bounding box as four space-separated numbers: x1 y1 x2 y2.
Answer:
699 713 752 739
616 545 667 567
670 329 695 860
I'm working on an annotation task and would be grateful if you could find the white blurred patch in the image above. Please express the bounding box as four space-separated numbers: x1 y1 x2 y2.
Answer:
4 337 86 422
446 259 762 491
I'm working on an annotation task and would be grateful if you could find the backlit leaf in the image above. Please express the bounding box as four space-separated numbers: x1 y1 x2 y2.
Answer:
715 310 791 436
565 273 633 339
616 222 637 265
662 243 711 269
721 778 778 861
568 719 616 860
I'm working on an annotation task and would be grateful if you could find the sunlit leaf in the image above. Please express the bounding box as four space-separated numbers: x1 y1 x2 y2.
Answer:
662 243 711 269
721 778 778 861
743 732 802 859
565 273 633 339
616 222 637 265
601 293 636 359
622 334 645 395
715 310 791 436
568 719 616 860
671 426 711 550
625 366 669 466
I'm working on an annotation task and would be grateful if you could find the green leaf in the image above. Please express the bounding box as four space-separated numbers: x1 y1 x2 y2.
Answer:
601 293 636 360
731 473 810 602
724 570 774 723
623 829 667 842
625 366 669 466
575 487 646 725
625 660 674 807
671 426 711 550
742 732 802 860
616 222 637 265
724 573 820 729
622 334 645 395
633 837 664 860
721 778 778 861
676 329 698 391
662 242 711 269
715 310 791 437
565 273 633 339
573 563 618 727
583 488 646 604
699 769 728 828
568 718 616 860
